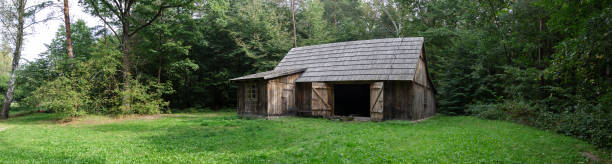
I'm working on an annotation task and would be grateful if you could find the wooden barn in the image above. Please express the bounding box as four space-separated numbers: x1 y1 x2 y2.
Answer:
231 37 436 121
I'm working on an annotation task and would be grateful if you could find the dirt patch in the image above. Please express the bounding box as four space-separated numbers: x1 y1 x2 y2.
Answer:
61 114 164 126
0 127 6 132
581 152 600 163
411 116 433 123
10 110 47 118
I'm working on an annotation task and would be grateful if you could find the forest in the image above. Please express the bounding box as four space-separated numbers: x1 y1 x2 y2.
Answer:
0 0 610 149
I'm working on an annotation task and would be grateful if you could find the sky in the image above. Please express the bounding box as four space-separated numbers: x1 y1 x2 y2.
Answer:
21 0 103 61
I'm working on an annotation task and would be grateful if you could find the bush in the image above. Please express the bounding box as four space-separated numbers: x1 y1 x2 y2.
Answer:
468 100 533 121
469 101 612 148
467 103 509 120
115 79 174 115
546 107 612 148
25 41 174 118
28 76 89 117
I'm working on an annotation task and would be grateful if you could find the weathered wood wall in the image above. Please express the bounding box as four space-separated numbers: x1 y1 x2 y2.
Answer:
311 82 333 117
413 52 436 119
267 73 301 116
383 81 411 119
370 82 384 121
237 80 268 117
382 52 436 120
295 82 312 116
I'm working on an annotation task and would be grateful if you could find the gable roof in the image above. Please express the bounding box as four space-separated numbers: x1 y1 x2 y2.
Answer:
231 37 425 82
276 37 424 82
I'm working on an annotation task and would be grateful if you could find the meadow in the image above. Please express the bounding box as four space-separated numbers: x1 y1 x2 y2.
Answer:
0 111 608 163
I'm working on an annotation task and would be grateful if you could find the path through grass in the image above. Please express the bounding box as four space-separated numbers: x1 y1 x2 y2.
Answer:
0 112 608 163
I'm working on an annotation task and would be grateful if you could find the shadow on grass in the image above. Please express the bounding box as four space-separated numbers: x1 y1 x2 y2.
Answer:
0 113 64 125
0 139 105 163
88 114 314 161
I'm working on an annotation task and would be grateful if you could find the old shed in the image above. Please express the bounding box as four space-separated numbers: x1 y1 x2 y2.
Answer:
231 37 436 121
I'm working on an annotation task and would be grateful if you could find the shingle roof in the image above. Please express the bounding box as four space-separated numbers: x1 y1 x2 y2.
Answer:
231 37 425 82
230 68 306 81
275 37 424 82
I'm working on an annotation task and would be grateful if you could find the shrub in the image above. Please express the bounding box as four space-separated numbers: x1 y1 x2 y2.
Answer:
467 103 509 120
549 107 612 148
28 76 89 117
470 101 612 148
115 79 174 115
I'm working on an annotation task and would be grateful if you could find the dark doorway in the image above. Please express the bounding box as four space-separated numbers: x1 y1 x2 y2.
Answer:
334 84 370 117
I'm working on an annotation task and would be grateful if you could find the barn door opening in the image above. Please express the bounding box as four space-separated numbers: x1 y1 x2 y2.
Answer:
333 84 370 117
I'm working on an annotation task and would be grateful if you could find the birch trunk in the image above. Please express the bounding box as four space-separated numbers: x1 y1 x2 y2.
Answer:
1 0 25 119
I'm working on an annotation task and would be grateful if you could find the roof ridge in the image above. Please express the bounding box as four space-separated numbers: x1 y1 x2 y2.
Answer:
290 37 423 51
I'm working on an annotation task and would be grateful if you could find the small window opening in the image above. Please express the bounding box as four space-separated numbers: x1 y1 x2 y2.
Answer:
247 83 257 102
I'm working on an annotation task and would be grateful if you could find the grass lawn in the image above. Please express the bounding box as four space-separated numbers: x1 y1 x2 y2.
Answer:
0 111 608 163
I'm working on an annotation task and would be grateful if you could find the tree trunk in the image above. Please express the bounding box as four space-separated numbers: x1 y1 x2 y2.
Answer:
121 19 132 111
538 17 542 67
333 4 337 30
157 55 162 84
291 0 297 47
379 0 399 37
63 0 74 58
1 0 25 119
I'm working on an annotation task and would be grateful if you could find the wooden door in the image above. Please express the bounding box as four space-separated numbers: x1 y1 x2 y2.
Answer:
282 86 295 113
370 82 384 121
311 82 332 117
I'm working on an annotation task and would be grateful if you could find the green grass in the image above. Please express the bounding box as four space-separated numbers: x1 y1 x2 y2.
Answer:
0 112 608 163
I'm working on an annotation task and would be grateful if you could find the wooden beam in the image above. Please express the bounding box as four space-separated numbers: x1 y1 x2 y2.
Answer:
312 88 331 109
370 85 384 112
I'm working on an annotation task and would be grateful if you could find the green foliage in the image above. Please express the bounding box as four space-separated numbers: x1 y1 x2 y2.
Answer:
20 26 172 118
0 112 607 163
28 76 89 117
117 79 173 115
300 0 333 45
469 100 612 147
467 104 508 120
16 20 95 102
0 43 11 74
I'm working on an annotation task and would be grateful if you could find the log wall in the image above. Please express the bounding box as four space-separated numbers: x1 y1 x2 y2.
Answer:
295 82 312 116
267 73 301 116
237 80 268 116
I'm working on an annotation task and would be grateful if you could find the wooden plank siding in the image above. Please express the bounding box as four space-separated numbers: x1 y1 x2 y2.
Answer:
295 82 312 116
383 81 411 120
413 50 436 119
237 80 268 117
311 82 333 117
370 82 384 121
382 51 436 120
267 73 302 116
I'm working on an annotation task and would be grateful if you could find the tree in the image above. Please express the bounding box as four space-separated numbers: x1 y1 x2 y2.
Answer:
300 0 333 45
0 0 52 119
82 0 192 110
63 0 73 58
291 0 297 47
